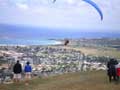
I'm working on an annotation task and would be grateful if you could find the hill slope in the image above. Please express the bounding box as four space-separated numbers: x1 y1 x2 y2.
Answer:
0 71 120 90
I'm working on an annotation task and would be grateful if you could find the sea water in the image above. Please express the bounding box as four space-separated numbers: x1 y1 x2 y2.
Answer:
0 38 61 45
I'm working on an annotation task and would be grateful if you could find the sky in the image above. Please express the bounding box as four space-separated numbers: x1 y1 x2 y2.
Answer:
0 0 120 32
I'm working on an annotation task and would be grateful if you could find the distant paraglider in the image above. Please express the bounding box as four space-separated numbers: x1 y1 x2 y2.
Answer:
64 39 69 46
52 0 56 3
52 0 103 20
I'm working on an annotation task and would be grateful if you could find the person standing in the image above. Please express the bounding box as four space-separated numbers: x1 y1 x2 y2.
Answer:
107 58 118 82
24 61 32 85
116 63 120 82
13 60 22 83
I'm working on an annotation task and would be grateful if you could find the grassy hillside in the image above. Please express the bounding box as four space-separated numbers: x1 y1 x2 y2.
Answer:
74 47 120 59
0 71 120 90
54 46 120 59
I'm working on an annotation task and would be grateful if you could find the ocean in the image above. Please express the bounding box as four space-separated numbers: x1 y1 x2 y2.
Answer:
0 24 120 45
0 38 61 45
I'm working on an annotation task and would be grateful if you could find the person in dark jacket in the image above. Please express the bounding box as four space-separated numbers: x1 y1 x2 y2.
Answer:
107 58 118 82
13 60 22 83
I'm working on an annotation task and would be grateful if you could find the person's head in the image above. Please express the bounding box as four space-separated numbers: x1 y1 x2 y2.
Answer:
26 61 30 65
17 60 19 63
114 58 117 61
110 58 114 62
114 58 118 64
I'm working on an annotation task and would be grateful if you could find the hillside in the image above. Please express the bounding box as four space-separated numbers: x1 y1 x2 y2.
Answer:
0 71 120 90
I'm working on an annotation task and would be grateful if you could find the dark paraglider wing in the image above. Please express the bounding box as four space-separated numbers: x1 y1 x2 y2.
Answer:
83 0 103 20
64 39 69 46
52 0 56 3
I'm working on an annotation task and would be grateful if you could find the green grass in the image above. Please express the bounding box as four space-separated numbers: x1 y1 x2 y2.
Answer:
0 71 120 90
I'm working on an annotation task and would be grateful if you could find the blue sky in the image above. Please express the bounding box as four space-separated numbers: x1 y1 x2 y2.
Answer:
0 0 120 32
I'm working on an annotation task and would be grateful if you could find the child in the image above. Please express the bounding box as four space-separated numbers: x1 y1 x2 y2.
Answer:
24 61 32 85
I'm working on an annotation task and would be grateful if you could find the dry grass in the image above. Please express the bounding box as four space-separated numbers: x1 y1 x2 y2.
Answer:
36 46 120 59
0 71 120 90
74 47 120 58
53 46 120 59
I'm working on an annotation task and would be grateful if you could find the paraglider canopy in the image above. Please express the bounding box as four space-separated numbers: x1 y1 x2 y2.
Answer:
83 0 103 20
64 39 69 46
52 0 56 3
52 0 103 21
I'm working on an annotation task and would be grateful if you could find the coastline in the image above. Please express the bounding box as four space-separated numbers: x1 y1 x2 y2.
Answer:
0 39 62 46
1 38 120 84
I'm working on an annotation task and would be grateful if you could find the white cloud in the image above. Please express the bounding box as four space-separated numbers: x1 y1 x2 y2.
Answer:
32 7 49 14
0 0 120 32
66 0 75 4
0 0 8 7
16 3 29 10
